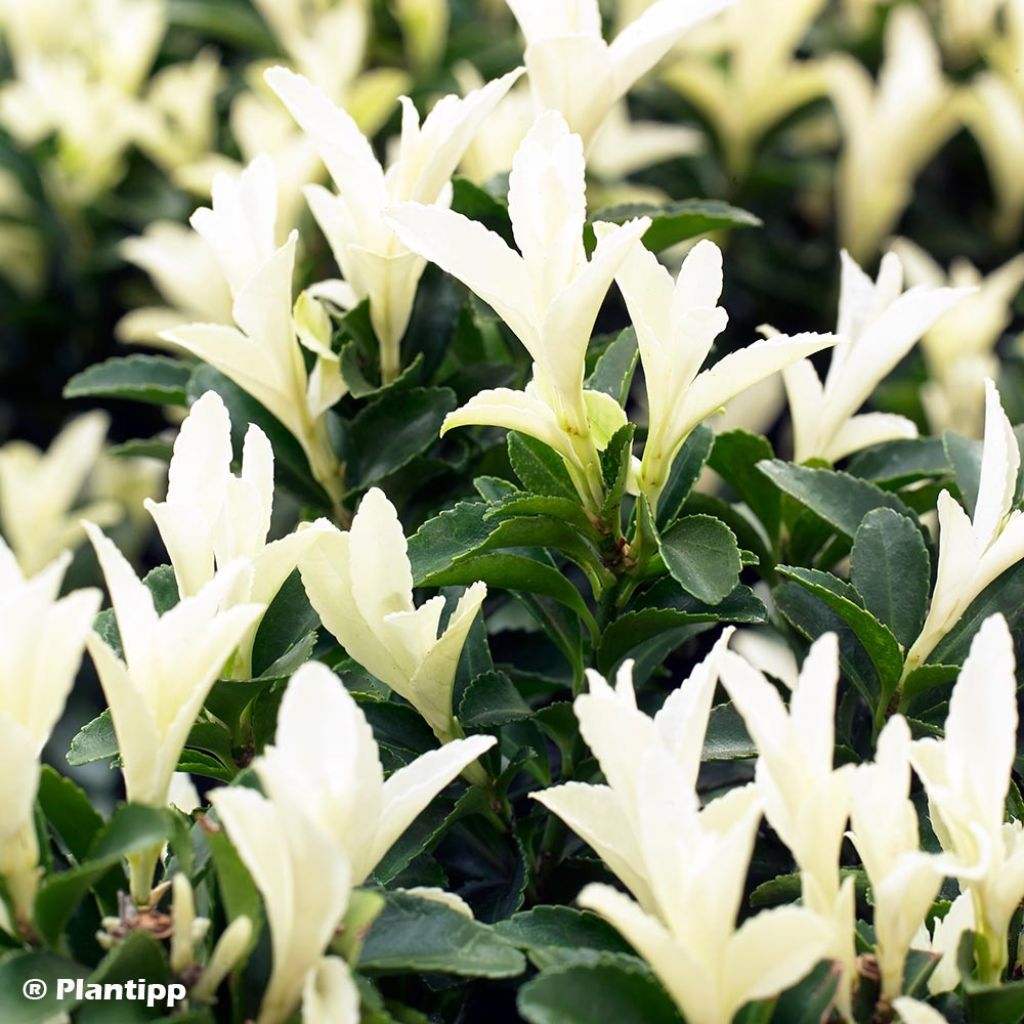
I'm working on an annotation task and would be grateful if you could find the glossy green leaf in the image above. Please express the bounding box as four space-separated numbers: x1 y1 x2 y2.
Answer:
850 508 931 649
600 424 636 520
417 553 599 642
451 177 513 244
250 570 317 678
458 671 531 728
372 789 488 886
205 826 262 961
846 438 950 488
345 386 457 490
519 958 684 1024
485 494 600 545
773 582 885 707
957 930 1024 1022
508 432 578 500
777 566 903 703
655 426 714 530
659 514 742 605
34 805 175 946
587 198 761 253
358 892 526 977
702 704 756 761
759 460 915 539
586 328 639 407
0 950 90 1024
597 583 766 672
76 932 170 1024
64 355 191 406
107 437 174 462
943 431 983 516
339 344 424 400
67 710 118 767
495 908 635 970
708 430 781 539
769 960 841 1024
408 502 496 582
37 766 104 863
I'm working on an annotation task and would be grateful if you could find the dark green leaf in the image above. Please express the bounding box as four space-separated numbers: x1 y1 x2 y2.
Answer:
107 437 174 462
346 387 457 490
586 329 639 406
37 766 104 863
598 584 766 672
508 432 578 500
67 711 118 766
176 749 233 783
478 517 611 595
958 930 1024 1021
373 789 488 886
0 950 90 1024
759 460 915 538
250 570 317 678
338 344 424 399
708 431 781 539
600 424 636 520
458 671 531 728
847 438 950 488
702 704 756 760
902 949 940 1001
659 514 742 605
495 908 635 970
774 583 884 707
359 699 437 767
770 960 841 1024
204 677 280 735
167 0 278 51
34 805 174 946
88 564 179 663
408 502 496 582
402 267 462 380
943 431 983 515
682 491 774 572
358 892 526 977
64 355 191 406
850 508 931 649
411 499 609 597
142 565 179 614
485 495 600 545
76 932 169 1024
751 869 868 910
206 827 261 959
451 178 513 244
900 664 959 713
519 959 684 1024
418 553 598 642
587 198 761 253
655 426 714 530
777 566 903 703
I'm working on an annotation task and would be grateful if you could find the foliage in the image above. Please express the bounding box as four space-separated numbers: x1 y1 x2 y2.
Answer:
2 1 1024 1023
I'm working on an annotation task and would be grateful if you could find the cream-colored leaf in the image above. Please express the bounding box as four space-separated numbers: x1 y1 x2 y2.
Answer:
385 203 534 348
723 906 831 1016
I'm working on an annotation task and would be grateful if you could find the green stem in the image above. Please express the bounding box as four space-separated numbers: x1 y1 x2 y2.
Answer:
976 927 1005 985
